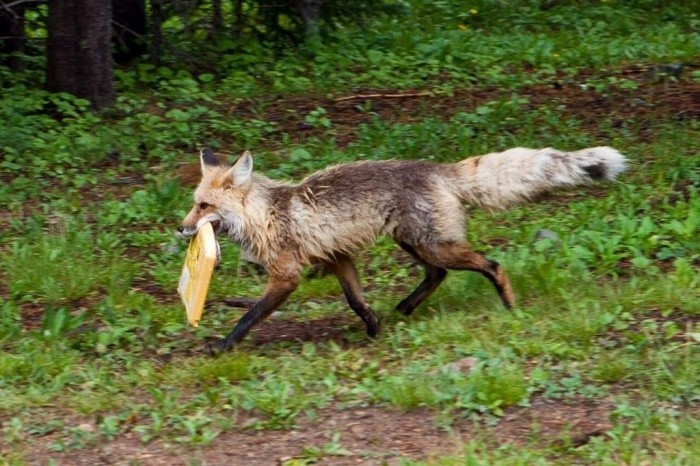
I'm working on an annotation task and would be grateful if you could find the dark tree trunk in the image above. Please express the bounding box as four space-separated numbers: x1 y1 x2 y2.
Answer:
0 5 26 69
112 0 147 65
294 0 321 44
150 0 164 64
232 0 244 38
46 0 115 110
212 0 223 34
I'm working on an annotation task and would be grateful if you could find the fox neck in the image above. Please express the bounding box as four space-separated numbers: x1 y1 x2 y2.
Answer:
224 175 292 267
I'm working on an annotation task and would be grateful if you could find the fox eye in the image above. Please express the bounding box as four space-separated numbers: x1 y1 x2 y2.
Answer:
198 202 210 210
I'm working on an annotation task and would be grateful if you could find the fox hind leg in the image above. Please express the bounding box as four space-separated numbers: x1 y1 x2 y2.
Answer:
416 242 515 309
395 242 448 316
325 254 380 338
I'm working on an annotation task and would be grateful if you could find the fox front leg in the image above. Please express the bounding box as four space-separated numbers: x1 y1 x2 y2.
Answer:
208 263 301 354
324 254 380 337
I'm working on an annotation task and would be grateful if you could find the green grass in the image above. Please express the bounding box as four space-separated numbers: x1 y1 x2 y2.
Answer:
1 1 699 463
2 124 698 461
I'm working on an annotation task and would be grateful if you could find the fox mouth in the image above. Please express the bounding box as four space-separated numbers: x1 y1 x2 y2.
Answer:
177 215 223 239
176 221 221 239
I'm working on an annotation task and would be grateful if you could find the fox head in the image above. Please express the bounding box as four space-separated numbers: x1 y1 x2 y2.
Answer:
178 148 254 238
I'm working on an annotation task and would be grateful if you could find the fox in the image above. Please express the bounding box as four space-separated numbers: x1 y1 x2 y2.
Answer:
179 146 627 353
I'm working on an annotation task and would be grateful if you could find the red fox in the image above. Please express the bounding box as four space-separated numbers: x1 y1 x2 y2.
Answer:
179 146 626 353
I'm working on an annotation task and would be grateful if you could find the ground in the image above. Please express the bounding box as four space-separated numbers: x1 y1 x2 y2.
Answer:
20 399 614 465
9 300 700 464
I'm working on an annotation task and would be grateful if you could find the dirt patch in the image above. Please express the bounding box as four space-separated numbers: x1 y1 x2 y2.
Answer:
18 295 102 332
198 306 370 350
19 302 45 331
131 276 179 304
489 397 614 448
229 65 700 149
632 308 699 342
147 309 371 360
15 397 614 465
598 307 700 351
247 313 363 348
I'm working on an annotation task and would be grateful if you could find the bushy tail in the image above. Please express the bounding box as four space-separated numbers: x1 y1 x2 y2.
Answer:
453 146 627 210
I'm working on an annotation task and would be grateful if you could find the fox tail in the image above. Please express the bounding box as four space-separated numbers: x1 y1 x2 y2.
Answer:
453 146 627 210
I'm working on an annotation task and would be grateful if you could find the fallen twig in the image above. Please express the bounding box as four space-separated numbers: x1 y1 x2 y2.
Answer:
334 91 433 102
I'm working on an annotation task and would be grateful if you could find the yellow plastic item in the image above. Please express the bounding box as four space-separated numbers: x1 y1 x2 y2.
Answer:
178 223 218 327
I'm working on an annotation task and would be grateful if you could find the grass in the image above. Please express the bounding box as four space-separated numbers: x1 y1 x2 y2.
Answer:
1 1 699 463
1 125 698 461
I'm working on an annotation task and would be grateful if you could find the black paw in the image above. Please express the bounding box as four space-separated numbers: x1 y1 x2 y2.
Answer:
366 319 381 338
395 300 415 316
206 338 232 356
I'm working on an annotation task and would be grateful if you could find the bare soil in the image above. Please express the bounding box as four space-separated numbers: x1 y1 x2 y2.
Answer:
15 397 614 465
241 65 700 147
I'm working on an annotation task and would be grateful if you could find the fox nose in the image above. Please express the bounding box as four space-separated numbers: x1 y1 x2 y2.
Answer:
176 226 184 233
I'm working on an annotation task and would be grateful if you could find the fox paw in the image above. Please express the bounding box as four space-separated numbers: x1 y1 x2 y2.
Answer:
206 339 233 356
366 319 381 338
395 300 415 316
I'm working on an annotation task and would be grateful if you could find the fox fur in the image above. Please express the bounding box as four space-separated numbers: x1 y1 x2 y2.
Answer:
179 146 626 353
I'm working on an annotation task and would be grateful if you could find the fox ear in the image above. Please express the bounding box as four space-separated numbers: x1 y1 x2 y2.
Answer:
226 150 253 186
200 147 221 175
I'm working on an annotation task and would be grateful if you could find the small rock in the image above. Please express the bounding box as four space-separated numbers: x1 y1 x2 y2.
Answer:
442 357 479 375
76 422 96 433
644 63 684 82
533 229 561 246
429 357 479 376
110 176 141 186
349 424 366 438
160 243 180 255
242 417 260 428
533 229 561 251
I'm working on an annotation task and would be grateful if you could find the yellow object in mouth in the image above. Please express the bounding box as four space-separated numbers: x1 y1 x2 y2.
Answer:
178 222 219 327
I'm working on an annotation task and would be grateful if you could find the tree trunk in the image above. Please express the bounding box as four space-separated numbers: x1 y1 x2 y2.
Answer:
212 0 223 34
0 5 26 69
46 0 116 110
232 0 244 38
112 0 147 65
150 0 164 64
294 0 321 44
